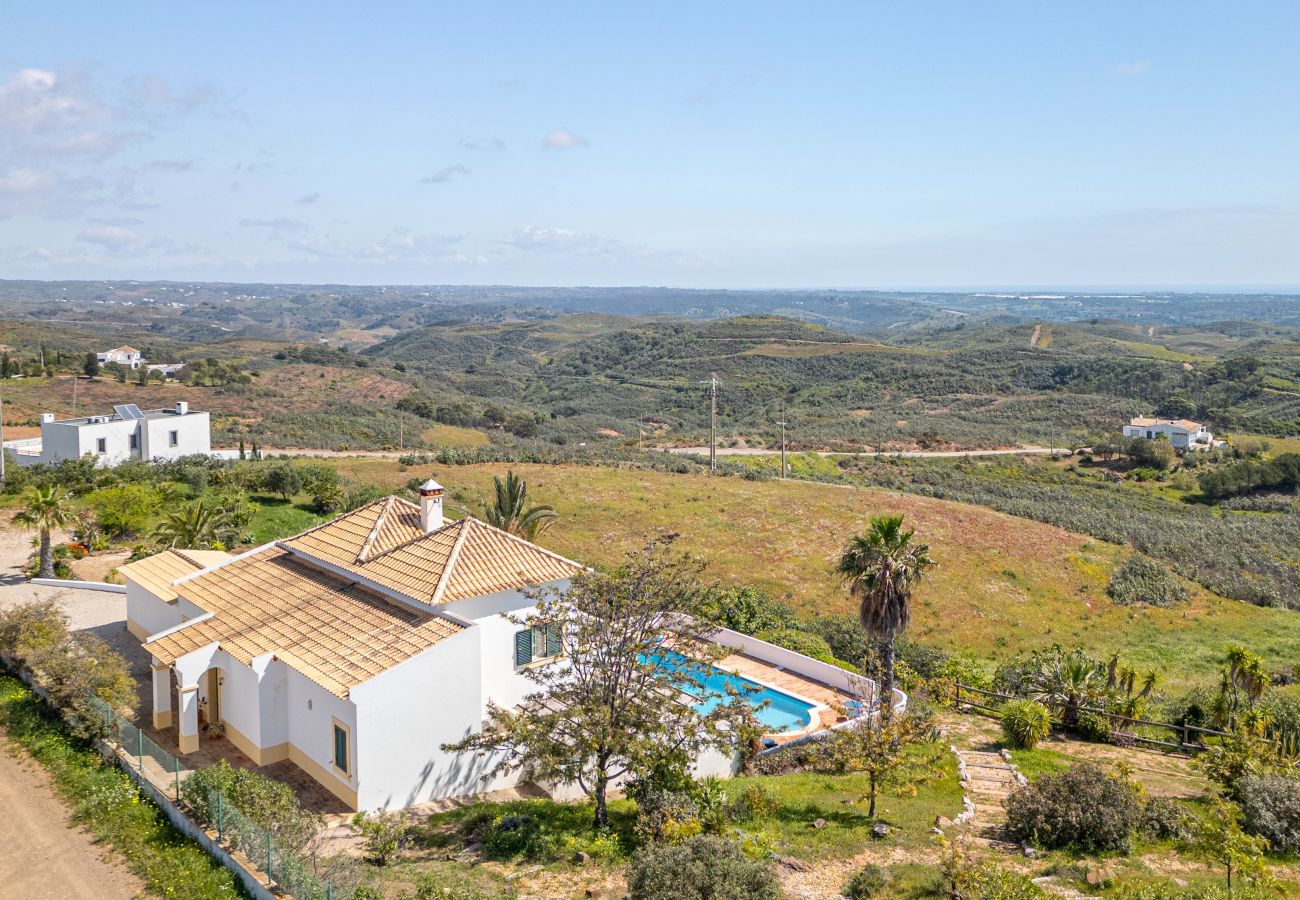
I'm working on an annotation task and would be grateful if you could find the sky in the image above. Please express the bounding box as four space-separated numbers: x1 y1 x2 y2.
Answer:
2 2 1298 289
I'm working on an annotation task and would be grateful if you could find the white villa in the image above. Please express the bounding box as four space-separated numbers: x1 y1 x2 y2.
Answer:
120 481 883 811
6 402 211 467
98 345 145 369
1122 416 1218 451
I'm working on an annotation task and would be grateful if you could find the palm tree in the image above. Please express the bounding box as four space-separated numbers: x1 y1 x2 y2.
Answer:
481 471 557 541
151 499 233 550
13 485 73 578
836 514 934 712
1030 651 1103 729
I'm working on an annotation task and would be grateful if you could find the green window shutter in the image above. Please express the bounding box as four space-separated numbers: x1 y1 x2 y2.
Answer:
544 624 562 657
515 628 533 667
333 725 348 773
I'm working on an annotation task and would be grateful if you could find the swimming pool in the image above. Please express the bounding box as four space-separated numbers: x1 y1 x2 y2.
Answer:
643 651 816 734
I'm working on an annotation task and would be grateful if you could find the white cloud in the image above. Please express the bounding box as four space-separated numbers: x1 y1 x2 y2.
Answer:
505 225 625 255
1115 61 1151 77
288 228 465 263
295 192 321 205
460 137 506 152
0 168 56 194
76 223 138 250
419 164 470 184
542 128 588 150
147 158 195 172
238 216 309 234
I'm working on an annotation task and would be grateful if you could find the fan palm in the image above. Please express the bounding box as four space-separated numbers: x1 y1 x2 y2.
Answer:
481 471 557 541
13 485 73 579
835 514 934 711
151 499 234 550
1029 651 1104 729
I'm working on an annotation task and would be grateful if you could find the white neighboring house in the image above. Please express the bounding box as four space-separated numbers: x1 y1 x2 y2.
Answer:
145 362 186 378
1122 416 1218 451
6 401 211 467
98 346 145 369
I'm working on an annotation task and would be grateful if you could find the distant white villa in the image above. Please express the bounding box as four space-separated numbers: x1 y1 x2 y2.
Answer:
5 401 211 467
1122 416 1219 451
98 346 145 369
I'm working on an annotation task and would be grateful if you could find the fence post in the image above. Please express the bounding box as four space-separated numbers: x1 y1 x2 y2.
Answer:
1182 722 1189 748
137 728 144 772
216 791 223 841
174 756 181 801
328 882 333 900
955 682 961 710
266 832 273 881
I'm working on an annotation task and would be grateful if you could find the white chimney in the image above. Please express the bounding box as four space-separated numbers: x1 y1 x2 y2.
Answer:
175 401 188 415
417 479 445 533
40 413 55 424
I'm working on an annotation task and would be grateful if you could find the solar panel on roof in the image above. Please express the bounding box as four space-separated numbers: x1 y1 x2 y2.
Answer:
113 404 144 420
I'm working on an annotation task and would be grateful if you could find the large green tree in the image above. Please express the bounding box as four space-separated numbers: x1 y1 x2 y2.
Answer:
835 514 933 712
444 540 757 829
14 485 73 579
481 470 557 540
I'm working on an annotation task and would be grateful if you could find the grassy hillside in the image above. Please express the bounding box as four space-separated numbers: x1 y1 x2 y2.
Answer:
326 460 1300 682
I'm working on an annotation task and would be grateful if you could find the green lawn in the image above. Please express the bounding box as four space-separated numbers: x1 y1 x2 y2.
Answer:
245 494 327 544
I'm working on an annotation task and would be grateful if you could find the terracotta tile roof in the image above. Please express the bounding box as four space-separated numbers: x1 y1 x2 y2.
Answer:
144 545 464 696
118 549 233 602
1128 417 1203 431
283 504 584 606
284 497 432 565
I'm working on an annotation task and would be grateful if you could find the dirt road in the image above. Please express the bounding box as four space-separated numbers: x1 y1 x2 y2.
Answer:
0 735 143 900
664 445 1060 459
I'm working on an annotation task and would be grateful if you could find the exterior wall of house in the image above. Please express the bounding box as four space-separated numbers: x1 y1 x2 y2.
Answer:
125 582 208 640
1122 422 1213 450
350 625 488 810
141 413 210 461
441 579 571 718
284 666 359 808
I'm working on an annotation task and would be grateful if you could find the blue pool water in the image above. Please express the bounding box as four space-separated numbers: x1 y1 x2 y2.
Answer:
643 651 815 733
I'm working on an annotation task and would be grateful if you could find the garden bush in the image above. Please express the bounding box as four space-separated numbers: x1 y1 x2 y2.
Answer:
1237 774 1300 854
844 863 891 898
1076 711 1114 744
1107 555 1188 608
1005 763 1142 853
625 834 779 900
1000 699 1053 750
1138 797 1196 842
727 784 779 823
183 757 320 853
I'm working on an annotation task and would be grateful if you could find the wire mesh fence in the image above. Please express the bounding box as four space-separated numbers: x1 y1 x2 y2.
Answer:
86 696 358 899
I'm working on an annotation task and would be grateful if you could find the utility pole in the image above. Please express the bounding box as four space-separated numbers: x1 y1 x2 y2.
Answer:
72 373 79 416
399 413 404 452
776 399 788 480
0 381 6 485
699 372 721 473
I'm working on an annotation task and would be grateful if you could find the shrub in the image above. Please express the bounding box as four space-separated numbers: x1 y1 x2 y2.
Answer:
1076 711 1113 744
1237 774 1300 854
625 834 780 900
727 784 779 823
182 759 320 853
1107 555 1188 608
1005 763 1142 853
633 786 700 845
1138 797 1196 842
352 809 411 865
1000 699 1053 750
261 462 304 501
755 628 834 661
845 863 891 898
87 483 161 535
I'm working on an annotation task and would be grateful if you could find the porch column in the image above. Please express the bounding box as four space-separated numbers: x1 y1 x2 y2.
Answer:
177 684 200 754
151 661 172 730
